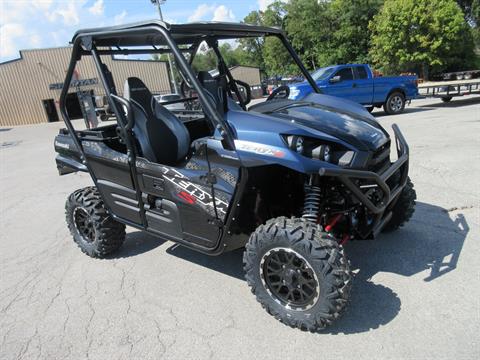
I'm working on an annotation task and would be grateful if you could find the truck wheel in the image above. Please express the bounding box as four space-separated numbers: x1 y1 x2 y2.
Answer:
65 187 125 258
383 177 416 232
441 96 452 103
243 217 351 332
384 92 405 115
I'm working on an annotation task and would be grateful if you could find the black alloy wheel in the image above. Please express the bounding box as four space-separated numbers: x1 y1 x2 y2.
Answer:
261 247 320 311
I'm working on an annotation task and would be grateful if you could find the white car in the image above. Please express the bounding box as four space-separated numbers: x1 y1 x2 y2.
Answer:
154 93 185 111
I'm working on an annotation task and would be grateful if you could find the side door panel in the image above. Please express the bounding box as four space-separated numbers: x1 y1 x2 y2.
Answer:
82 140 142 224
325 67 355 100
135 140 240 249
353 66 374 104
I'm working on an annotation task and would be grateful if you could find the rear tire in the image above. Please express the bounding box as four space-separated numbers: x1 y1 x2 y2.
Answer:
383 177 416 232
384 92 406 115
66 187 125 258
243 217 351 332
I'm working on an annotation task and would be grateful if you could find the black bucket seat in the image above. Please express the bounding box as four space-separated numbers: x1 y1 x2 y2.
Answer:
123 77 190 165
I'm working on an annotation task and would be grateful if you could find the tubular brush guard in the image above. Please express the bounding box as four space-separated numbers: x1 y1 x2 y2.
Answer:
318 124 409 235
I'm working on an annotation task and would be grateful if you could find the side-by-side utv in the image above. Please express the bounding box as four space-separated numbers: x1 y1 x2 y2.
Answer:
54 20 415 332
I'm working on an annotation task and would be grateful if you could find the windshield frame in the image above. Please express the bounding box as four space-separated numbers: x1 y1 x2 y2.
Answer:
188 33 321 96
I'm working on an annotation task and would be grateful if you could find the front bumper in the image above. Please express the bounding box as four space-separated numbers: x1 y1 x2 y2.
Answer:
319 124 409 235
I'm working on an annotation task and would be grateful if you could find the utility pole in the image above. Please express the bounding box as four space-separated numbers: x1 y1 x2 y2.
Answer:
151 0 179 94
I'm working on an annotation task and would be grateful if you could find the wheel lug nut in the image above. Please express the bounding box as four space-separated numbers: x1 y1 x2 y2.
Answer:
297 285 301 289
282 265 285 269
296 269 301 273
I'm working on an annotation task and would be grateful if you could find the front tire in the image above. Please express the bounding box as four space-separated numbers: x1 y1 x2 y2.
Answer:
384 91 406 115
66 187 126 258
243 217 351 332
383 177 416 232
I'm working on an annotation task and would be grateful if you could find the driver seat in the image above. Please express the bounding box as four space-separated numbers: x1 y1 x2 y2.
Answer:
123 77 190 165
197 71 228 114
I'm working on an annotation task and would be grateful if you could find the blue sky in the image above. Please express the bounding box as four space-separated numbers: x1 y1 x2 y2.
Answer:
0 0 274 62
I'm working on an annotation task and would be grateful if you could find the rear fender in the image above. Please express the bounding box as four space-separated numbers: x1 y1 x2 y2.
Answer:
55 154 87 175
54 134 87 175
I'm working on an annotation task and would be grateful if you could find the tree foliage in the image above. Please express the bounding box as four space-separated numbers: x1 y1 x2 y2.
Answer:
325 0 384 65
152 0 477 78
369 0 475 78
284 0 329 69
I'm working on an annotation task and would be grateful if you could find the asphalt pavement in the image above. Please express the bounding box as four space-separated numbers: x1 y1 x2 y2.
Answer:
0 96 479 360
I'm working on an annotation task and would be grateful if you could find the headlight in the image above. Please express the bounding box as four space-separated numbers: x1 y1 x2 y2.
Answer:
312 144 331 162
283 135 355 166
287 135 305 154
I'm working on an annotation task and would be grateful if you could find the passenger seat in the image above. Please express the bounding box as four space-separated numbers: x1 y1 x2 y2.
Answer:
123 77 190 165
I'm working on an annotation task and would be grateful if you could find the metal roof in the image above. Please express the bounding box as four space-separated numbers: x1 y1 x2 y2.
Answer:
72 20 283 47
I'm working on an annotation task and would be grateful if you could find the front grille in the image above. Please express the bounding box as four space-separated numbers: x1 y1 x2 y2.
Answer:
369 140 391 173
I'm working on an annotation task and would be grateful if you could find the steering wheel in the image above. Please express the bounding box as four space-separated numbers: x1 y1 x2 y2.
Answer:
230 79 252 107
267 85 290 101
180 80 195 99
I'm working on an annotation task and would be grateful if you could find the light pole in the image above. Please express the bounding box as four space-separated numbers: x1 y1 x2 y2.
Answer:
150 0 179 94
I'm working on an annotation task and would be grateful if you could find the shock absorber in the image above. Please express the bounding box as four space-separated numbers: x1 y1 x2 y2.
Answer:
302 176 321 223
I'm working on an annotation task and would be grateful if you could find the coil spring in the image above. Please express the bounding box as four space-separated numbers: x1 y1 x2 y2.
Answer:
302 183 321 223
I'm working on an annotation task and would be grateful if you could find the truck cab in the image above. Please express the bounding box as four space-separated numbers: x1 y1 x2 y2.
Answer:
289 64 418 114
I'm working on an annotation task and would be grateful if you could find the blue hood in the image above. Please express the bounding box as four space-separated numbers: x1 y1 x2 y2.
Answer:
233 93 388 152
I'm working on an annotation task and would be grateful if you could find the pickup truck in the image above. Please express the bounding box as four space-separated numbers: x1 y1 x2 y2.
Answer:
288 64 418 115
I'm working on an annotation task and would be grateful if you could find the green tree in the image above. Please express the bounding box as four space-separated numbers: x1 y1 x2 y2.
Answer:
239 11 266 69
261 1 299 76
326 0 384 65
369 0 475 79
284 0 330 69
456 0 480 23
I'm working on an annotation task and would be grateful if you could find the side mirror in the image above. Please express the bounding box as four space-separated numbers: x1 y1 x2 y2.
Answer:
329 75 341 84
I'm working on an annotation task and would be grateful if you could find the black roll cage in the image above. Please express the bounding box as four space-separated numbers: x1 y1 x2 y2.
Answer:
59 21 321 163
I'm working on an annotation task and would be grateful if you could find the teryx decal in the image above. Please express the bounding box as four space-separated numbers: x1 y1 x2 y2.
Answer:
234 140 285 158
177 191 196 205
161 166 228 219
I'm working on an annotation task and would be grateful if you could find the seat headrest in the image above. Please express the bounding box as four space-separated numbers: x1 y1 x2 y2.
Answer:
124 77 153 114
197 71 217 87
197 71 228 113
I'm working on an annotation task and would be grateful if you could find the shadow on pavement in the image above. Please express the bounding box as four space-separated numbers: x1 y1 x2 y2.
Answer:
373 106 433 118
416 96 480 108
166 245 245 280
108 231 167 259
328 201 468 334
112 201 469 334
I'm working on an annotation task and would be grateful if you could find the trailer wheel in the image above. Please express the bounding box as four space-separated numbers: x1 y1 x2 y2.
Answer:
441 96 452 103
384 92 405 115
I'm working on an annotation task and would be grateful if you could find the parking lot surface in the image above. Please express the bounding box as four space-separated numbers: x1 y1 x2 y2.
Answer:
1 96 479 360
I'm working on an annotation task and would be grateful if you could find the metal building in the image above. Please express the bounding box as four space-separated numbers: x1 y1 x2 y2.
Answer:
210 65 263 98
0 46 171 126
229 65 261 87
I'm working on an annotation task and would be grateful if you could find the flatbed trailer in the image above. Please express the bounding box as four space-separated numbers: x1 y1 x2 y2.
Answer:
418 79 480 102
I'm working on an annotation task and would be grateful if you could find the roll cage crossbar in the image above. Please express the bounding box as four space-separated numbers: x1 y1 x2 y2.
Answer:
59 20 321 163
